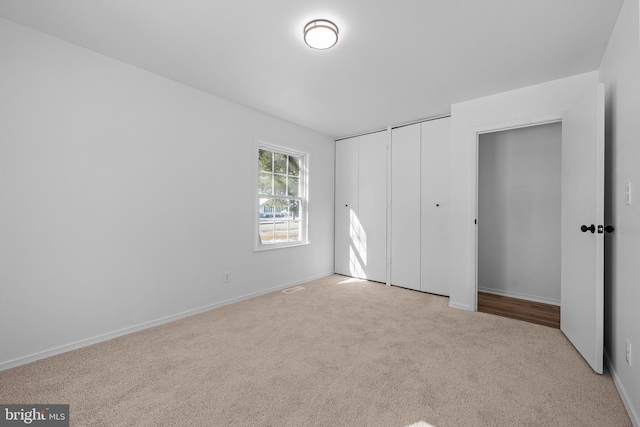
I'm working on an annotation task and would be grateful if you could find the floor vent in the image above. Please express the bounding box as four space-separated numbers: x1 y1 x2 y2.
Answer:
282 286 305 294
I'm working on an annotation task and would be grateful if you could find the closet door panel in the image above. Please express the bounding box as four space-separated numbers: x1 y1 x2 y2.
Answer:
335 137 360 277
358 131 387 283
421 118 451 296
391 124 421 291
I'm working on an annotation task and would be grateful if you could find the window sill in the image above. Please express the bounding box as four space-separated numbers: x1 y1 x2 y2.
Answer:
254 241 311 252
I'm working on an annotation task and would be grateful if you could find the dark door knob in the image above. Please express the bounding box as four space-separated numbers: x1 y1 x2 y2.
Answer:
581 224 595 233
605 225 615 233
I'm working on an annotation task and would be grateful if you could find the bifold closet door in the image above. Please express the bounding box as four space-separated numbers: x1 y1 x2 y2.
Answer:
335 133 387 282
391 124 421 291
358 132 387 283
334 137 359 277
421 118 451 296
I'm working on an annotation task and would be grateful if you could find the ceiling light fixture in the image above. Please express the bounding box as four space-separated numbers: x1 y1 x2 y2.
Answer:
304 19 339 50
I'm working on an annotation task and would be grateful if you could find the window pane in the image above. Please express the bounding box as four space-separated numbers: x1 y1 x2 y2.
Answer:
259 198 300 244
274 153 287 174
262 198 288 216
258 173 272 195
260 212 274 221
288 155 300 176
287 218 301 242
286 200 301 241
274 175 287 195
259 149 273 172
287 177 299 197
259 199 275 244
259 198 273 218
288 199 301 220
259 221 275 244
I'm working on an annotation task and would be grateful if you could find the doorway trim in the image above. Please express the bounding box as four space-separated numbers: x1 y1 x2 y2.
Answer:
470 113 564 311
448 70 600 312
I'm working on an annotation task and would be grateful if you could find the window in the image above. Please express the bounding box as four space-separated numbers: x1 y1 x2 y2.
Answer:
257 143 308 249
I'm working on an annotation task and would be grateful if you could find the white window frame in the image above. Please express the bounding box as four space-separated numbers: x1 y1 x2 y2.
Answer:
255 141 309 251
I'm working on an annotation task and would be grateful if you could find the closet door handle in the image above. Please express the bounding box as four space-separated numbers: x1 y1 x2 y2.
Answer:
581 224 595 233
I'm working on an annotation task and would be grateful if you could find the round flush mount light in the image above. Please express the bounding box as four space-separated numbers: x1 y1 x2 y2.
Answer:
304 19 339 50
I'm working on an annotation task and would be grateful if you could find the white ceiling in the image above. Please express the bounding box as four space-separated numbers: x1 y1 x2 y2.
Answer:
0 0 624 138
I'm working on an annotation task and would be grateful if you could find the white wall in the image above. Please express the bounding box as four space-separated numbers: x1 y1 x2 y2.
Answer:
478 123 561 305
449 70 599 311
0 19 335 370
599 0 640 423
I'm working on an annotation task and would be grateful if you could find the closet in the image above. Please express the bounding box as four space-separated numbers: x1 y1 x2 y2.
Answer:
477 122 562 305
334 131 387 283
334 117 451 294
335 117 451 295
391 117 451 295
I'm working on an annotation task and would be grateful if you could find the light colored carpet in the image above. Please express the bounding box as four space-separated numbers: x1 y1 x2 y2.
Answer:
0 274 632 426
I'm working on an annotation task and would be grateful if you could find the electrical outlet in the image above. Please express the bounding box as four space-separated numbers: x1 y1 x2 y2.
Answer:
625 339 632 366
223 271 231 284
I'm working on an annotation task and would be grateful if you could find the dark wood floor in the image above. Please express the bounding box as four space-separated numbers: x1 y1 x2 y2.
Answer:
477 292 560 329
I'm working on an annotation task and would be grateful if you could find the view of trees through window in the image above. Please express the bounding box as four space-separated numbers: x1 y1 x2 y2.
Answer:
258 146 305 246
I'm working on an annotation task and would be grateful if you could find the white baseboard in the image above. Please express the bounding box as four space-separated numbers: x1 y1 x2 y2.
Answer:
448 301 471 311
605 351 639 427
0 271 334 372
478 286 560 306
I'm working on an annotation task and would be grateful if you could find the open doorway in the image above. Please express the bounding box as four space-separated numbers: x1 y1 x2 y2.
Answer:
476 122 562 328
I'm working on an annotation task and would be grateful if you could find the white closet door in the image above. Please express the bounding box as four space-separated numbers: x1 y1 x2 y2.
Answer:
421 118 451 296
335 137 360 277
391 124 421 291
358 131 387 283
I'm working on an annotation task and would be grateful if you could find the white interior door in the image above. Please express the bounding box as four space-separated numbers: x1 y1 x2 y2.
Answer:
560 83 605 374
358 131 388 283
391 124 421 291
334 137 360 277
421 118 451 296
